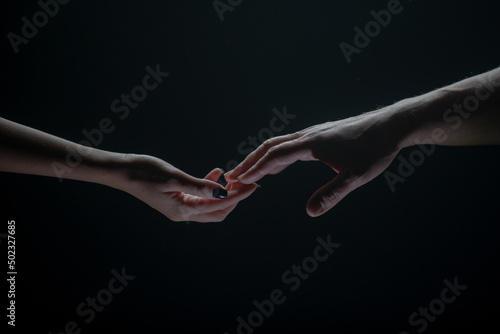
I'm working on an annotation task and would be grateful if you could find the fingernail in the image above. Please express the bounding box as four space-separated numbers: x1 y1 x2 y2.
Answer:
212 188 228 199
225 171 236 180
255 183 262 188
226 166 241 178
217 171 228 187
237 175 251 184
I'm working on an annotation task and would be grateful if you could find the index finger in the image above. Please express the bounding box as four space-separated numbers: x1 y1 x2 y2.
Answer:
226 133 301 181
237 140 313 184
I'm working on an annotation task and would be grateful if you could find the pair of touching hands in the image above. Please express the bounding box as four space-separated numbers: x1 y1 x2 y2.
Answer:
0 112 395 222
1 68 498 222
122 112 397 222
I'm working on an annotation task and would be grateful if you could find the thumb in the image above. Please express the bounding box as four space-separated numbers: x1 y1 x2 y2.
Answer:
171 171 226 199
306 172 361 217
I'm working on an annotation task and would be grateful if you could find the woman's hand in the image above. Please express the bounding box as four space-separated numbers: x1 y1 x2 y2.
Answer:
0 117 258 222
119 154 258 222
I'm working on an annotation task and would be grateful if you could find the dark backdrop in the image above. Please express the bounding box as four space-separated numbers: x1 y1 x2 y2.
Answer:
1 0 499 333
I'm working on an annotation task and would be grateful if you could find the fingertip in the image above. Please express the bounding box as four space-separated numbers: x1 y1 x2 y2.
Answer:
203 179 225 198
205 168 223 181
306 200 325 218
229 180 256 191
224 170 238 182
237 174 254 184
226 162 248 180
306 208 320 218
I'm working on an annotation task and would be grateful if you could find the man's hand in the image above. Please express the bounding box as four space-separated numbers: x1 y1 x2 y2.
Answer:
227 67 500 217
226 110 402 217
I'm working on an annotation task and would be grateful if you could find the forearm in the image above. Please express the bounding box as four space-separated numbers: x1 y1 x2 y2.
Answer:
387 67 500 148
0 117 127 188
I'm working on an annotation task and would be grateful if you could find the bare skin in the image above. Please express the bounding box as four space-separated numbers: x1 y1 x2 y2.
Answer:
226 67 500 217
0 117 258 222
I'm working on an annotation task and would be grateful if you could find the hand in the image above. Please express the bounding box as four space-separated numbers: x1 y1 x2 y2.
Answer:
225 110 403 217
119 154 258 222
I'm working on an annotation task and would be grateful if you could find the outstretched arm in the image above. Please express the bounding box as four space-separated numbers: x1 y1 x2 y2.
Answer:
226 67 500 217
0 117 257 222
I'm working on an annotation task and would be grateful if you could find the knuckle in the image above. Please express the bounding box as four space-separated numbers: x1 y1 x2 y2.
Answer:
261 139 276 151
267 145 280 155
322 191 341 206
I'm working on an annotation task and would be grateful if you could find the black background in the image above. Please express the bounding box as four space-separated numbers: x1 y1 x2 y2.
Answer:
1 0 500 333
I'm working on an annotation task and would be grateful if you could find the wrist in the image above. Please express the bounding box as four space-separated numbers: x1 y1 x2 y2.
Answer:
79 148 134 190
384 89 451 149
